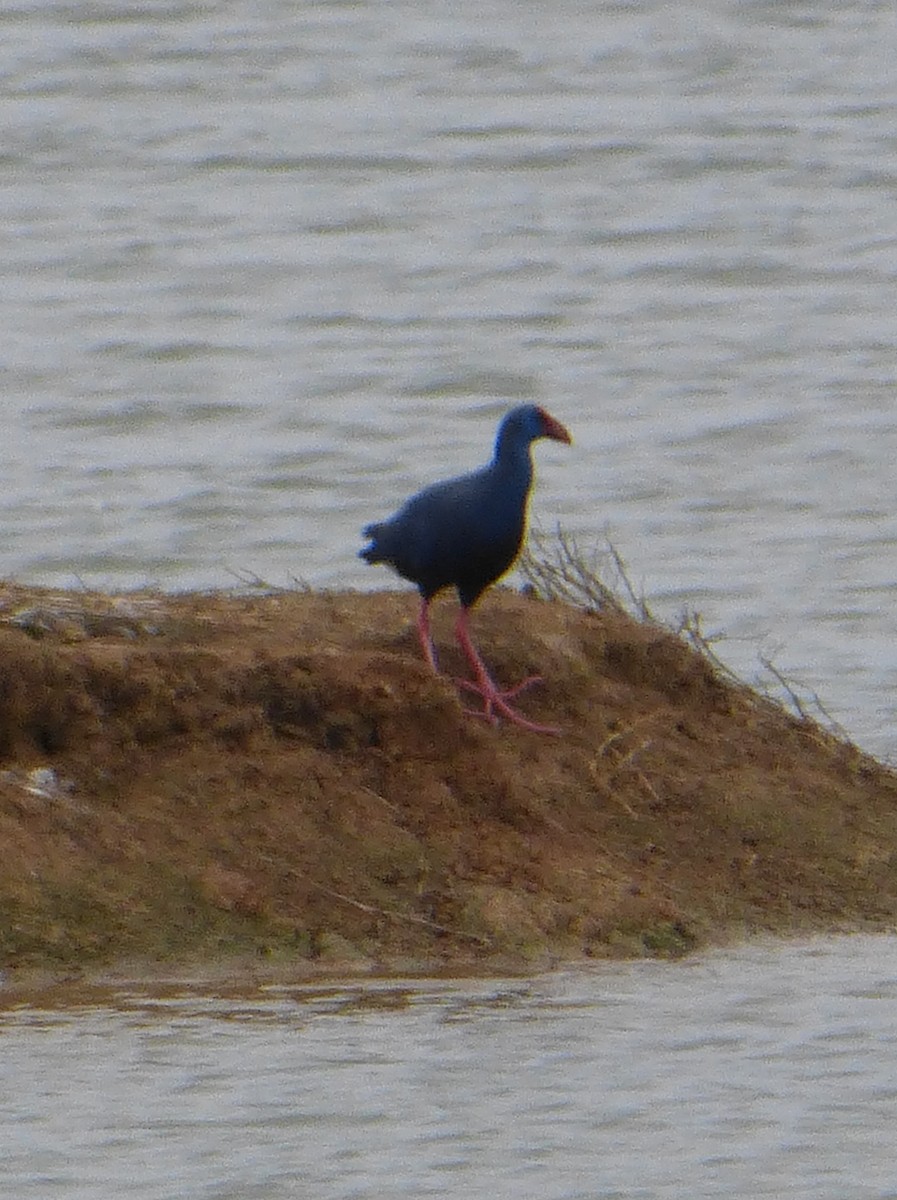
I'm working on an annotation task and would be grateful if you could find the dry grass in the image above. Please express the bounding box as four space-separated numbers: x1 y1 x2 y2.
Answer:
0 552 894 988
521 526 845 735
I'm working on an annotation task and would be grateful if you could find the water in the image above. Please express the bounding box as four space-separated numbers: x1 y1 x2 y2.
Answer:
3 936 897 1199
7 8 897 1187
4 0 897 753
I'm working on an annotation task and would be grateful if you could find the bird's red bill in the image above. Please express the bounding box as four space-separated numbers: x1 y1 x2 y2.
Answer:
538 408 572 444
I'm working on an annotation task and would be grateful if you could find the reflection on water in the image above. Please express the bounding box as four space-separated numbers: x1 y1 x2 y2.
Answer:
5 936 897 1199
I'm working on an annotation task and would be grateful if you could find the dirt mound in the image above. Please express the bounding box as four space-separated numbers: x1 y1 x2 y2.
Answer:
1 582 895 984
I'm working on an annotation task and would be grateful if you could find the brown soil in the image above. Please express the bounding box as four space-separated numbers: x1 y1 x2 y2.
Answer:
1 581 896 989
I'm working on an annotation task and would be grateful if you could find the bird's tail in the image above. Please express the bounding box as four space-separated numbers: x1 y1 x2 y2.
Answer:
358 522 384 564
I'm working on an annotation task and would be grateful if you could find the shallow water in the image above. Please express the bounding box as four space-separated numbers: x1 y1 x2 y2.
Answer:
4 1 897 754
4 936 897 1200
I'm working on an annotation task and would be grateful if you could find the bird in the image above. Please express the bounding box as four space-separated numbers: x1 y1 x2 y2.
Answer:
359 404 572 732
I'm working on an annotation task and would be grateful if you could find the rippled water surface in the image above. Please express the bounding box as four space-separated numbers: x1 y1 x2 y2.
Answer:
5 0 897 755
5 11 897 1193
5 937 897 1200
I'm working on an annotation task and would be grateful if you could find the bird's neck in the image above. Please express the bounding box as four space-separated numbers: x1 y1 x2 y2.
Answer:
492 437 535 487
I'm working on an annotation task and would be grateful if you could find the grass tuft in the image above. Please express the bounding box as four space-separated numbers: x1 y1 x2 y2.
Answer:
521 526 844 736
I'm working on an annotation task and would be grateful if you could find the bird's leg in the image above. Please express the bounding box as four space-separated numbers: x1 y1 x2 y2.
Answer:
453 608 560 735
416 597 440 673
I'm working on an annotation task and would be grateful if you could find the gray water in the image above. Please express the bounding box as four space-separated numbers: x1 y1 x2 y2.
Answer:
4 937 897 1200
6 7 897 1193
5 0 897 754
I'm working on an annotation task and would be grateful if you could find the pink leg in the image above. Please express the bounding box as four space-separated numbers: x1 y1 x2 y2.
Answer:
453 608 561 735
416 597 439 673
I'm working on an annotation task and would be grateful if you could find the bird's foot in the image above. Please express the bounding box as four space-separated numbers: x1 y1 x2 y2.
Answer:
456 675 561 735
457 674 541 700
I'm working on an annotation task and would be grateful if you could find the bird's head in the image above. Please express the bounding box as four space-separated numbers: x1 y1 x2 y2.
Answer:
495 404 572 459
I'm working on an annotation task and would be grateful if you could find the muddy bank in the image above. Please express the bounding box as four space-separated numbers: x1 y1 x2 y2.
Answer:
1 581 895 986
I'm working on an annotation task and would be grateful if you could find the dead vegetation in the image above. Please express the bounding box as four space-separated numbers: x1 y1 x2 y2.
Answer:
521 527 846 733
0 538 895 986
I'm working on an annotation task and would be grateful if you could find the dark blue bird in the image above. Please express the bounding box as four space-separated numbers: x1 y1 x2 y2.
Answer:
359 404 572 732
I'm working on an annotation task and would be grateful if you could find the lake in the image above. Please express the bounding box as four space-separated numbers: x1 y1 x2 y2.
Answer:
5 5 897 1194
4 0 897 755
5 936 897 1200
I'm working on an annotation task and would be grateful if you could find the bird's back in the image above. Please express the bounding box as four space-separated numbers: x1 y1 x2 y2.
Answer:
361 460 530 606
